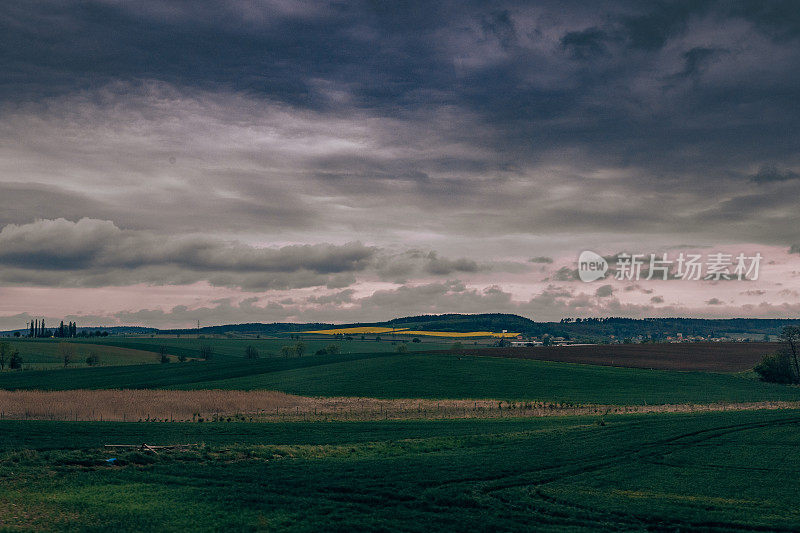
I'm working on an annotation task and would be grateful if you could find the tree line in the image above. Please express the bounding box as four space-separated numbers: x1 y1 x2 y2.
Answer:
27 319 78 338
21 320 107 339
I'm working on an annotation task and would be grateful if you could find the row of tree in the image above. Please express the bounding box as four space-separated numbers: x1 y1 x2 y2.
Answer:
28 320 78 338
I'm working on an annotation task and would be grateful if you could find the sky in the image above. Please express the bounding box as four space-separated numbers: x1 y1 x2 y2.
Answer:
2 0 800 329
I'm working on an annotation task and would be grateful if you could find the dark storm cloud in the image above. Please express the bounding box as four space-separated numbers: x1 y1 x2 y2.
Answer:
0 218 375 289
750 164 800 183
2 1 800 320
0 218 486 290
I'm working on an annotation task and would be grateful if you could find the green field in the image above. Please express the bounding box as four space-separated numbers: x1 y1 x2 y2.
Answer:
2 352 800 406
73 336 453 358
0 336 453 369
0 339 159 368
175 353 800 404
1 410 799 531
2 338 800 530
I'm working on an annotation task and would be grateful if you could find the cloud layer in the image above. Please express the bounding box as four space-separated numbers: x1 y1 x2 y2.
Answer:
2 1 800 326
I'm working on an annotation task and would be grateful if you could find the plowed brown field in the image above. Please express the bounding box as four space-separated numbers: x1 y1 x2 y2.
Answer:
463 342 782 371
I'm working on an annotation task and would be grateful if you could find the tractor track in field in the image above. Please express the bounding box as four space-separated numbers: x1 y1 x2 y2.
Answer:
471 415 800 531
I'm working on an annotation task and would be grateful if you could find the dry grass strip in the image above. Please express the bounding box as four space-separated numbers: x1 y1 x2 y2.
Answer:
1 389 800 422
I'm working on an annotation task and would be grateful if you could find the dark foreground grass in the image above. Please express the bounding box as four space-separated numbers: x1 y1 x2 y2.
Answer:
1 410 799 531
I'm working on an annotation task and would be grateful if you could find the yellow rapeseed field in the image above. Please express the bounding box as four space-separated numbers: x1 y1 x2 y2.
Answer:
398 331 520 338
306 327 519 338
305 326 409 334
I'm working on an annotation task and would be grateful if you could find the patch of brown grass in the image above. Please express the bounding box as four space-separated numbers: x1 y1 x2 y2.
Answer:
1 389 799 422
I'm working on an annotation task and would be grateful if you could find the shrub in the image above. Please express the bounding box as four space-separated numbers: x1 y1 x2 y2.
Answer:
58 342 75 368
0 342 8 370
314 344 340 356
245 345 259 359
86 352 100 366
199 345 213 360
9 350 23 370
754 352 795 384
395 344 408 353
158 345 170 364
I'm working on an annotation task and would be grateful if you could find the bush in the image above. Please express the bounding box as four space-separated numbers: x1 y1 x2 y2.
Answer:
245 345 259 359
86 352 100 366
315 344 341 356
754 352 795 384
58 342 75 368
199 345 213 360
9 350 23 370
158 345 170 364
395 344 408 353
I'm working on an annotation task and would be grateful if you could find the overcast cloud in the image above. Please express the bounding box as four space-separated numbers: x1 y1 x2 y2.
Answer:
1 1 800 328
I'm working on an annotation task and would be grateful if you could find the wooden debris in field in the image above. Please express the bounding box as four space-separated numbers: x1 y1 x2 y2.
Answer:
104 443 199 454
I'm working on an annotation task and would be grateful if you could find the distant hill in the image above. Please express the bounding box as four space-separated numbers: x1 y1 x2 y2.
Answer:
5 314 800 340
161 314 800 341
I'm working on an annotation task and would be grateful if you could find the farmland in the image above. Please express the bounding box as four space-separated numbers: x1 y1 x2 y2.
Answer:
1 337 799 530
468 342 785 372
307 326 521 337
2 351 800 405
0 335 453 370
1 410 800 530
0 339 160 368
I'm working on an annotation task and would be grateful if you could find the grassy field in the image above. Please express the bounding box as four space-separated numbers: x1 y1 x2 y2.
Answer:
1 410 799 531
1 338 799 530
71 336 453 358
0 352 394 391
0 339 159 368
178 353 800 404
2 352 800 405
0 336 453 370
